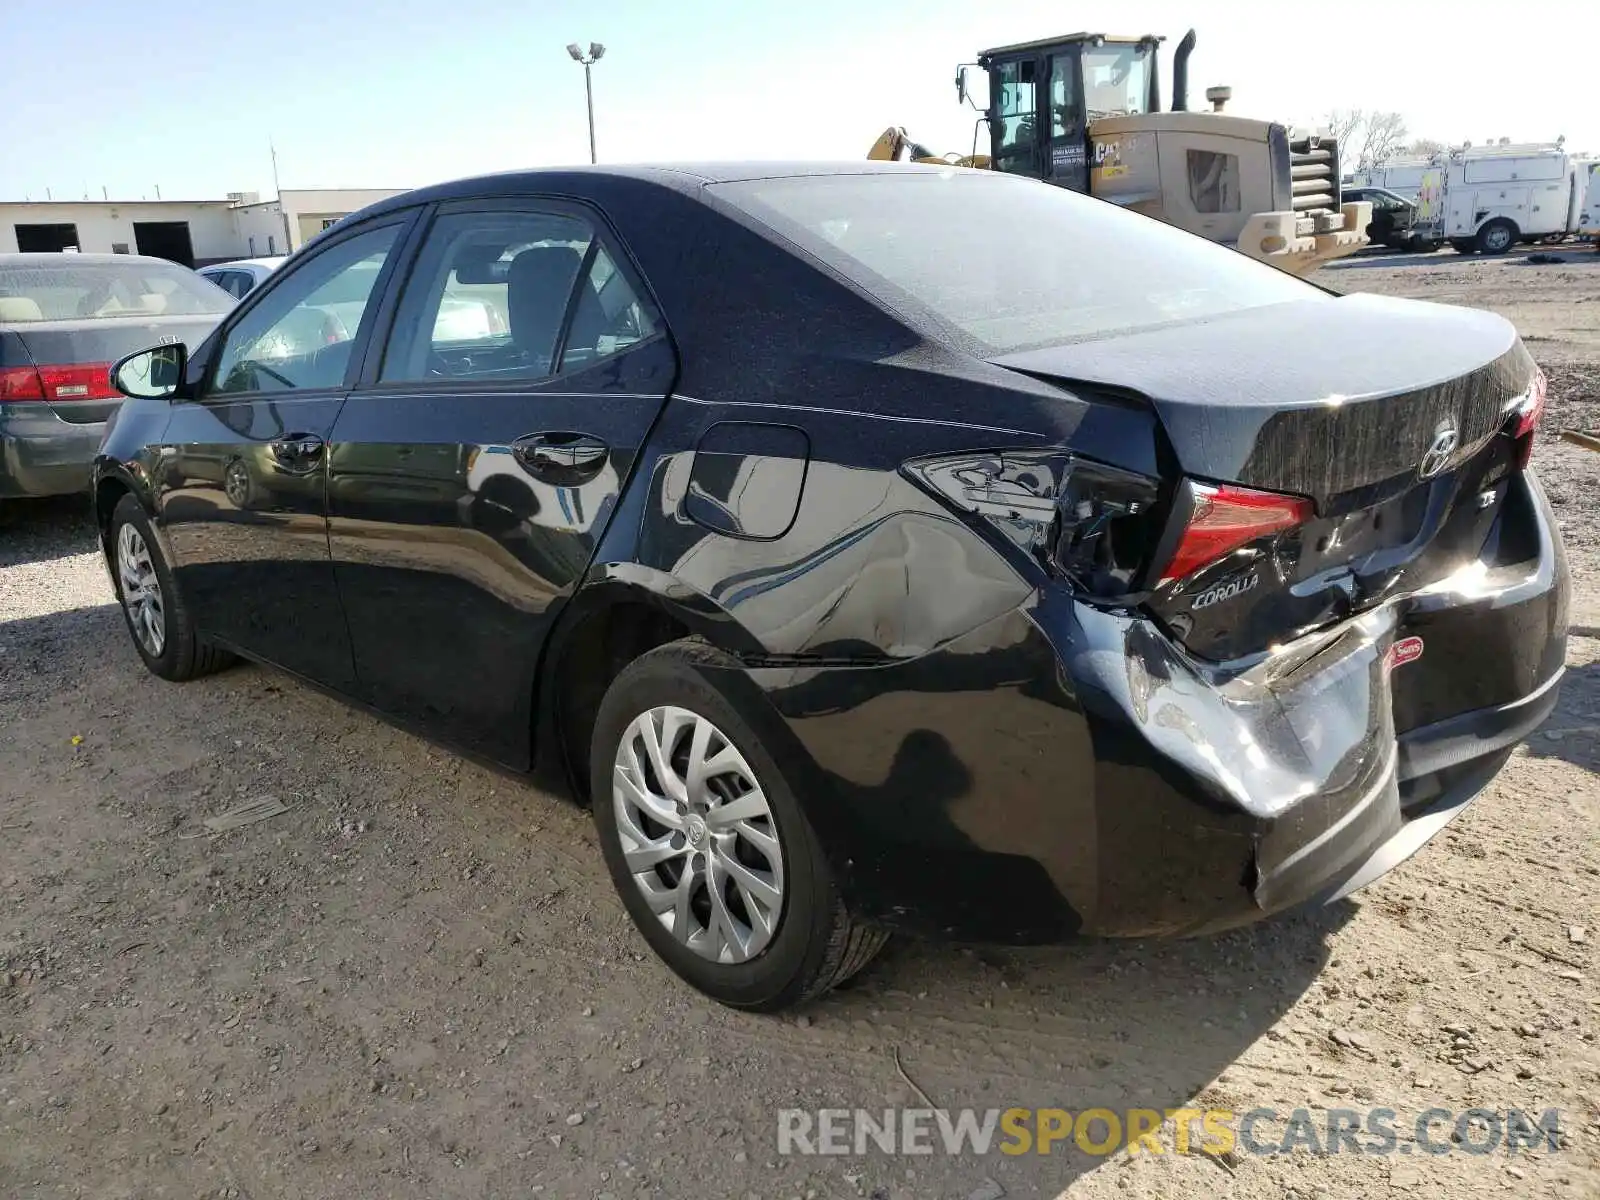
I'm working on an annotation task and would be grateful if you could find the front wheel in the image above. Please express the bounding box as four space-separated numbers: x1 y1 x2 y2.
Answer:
108 494 234 682
590 640 887 1010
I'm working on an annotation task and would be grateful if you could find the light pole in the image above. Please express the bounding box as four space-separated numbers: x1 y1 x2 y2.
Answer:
566 42 605 164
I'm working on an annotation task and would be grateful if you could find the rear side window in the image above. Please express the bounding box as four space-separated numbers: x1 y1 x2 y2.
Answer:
379 208 659 385
0 262 232 321
204 270 251 300
713 171 1321 353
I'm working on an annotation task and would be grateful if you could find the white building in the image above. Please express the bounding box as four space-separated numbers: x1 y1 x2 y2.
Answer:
233 189 412 257
0 188 406 266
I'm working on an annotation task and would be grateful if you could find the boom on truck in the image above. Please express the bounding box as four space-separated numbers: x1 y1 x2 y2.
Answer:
869 29 1371 275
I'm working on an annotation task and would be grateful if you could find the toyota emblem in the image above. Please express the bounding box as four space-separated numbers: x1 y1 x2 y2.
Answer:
1419 423 1459 480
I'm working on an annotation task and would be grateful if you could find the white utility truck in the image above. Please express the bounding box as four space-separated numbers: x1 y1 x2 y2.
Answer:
1413 143 1588 254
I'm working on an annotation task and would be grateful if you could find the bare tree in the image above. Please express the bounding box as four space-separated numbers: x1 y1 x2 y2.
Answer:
1324 108 1366 148
1356 111 1409 169
1323 109 1413 169
1405 137 1446 158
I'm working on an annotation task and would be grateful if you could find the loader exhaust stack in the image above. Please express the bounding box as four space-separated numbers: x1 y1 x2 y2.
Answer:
1171 29 1197 111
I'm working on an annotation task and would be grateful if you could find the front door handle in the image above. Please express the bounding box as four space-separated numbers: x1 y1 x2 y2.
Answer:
511 432 610 486
269 432 325 473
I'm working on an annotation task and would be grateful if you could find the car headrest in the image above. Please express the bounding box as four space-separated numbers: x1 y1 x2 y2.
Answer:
0 296 44 322
506 246 583 357
453 241 509 284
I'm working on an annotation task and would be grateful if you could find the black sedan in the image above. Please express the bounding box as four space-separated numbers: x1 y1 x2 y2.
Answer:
94 163 1569 1010
0 253 231 498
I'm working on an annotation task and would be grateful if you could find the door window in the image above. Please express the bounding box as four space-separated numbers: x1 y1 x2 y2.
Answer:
991 60 1038 175
1049 53 1081 137
209 225 400 396
379 209 658 384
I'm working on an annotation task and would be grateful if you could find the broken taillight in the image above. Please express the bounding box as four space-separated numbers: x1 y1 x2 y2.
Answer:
902 450 1161 598
1508 368 1547 470
1154 480 1313 586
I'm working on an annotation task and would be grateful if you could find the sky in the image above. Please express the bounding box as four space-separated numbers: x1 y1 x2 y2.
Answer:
3 0 1595 203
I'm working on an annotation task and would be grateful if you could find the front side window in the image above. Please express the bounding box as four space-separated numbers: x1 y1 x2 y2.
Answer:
380 209 658 384
1082 45 1150 119
210 224 399 395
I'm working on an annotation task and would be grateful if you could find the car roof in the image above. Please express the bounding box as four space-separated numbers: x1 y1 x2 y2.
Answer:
0 251 189 268
348 161 978 223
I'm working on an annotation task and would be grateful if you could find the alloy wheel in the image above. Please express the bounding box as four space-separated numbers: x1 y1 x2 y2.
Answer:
612 705 785 963
116 523 166 657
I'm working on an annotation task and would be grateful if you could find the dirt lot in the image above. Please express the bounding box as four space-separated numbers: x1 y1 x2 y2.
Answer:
2 248 1597 1200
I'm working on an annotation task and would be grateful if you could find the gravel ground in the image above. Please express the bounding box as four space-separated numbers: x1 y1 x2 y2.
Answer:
1 248 1596 1200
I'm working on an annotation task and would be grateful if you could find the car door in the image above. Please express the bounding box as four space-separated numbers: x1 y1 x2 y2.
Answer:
325 199 676 762
158 216 417 687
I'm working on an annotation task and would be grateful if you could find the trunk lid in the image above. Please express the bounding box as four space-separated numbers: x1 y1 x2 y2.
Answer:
2 315 222 424
994 294 1540 660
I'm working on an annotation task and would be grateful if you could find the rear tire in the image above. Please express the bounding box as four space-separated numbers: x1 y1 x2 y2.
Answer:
1477 219 1517 254
590 639 886 1010
108 494 234 682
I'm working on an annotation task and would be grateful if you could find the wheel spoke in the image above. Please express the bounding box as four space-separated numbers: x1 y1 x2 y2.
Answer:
614 756 682 831
705 788 770 830
715 848 781 913
684 714 716 801
672 861 699 934
703 862 747 961
624 835 685 872
638 710 687 804
735 820 780 862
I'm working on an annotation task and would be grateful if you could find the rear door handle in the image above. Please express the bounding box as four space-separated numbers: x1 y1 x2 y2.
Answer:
269 432 325 473
511 432 609 485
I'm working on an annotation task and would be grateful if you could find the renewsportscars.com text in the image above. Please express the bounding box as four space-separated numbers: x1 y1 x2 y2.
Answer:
777 1106 1565 1158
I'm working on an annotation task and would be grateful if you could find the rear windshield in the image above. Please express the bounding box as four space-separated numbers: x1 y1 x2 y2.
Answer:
713 171 1324 353
0 261 232 322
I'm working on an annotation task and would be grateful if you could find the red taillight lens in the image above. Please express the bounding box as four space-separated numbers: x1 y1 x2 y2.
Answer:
35 362 117 401
0 362 116 402
0 365 47 401
1512 368 1547 439
1156 480 1313 586
1510 368 1546 470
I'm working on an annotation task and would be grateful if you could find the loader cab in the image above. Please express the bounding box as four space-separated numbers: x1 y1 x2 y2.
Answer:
972 33 1162 192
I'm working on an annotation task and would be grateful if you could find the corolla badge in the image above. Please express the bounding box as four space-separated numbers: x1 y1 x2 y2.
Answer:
1419 422 1459 480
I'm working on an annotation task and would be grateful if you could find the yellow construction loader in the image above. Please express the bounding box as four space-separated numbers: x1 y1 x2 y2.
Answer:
869 29 1371 276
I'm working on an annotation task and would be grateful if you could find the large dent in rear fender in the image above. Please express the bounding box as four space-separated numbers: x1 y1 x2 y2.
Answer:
637 451 1033 660
1063 598 1400 825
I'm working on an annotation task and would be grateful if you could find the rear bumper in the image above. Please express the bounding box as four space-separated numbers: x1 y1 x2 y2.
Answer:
0 403 104 498
748 470 1568 943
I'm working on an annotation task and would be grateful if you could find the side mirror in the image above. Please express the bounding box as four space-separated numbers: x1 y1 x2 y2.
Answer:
111 343 188 401
956 66 969 105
